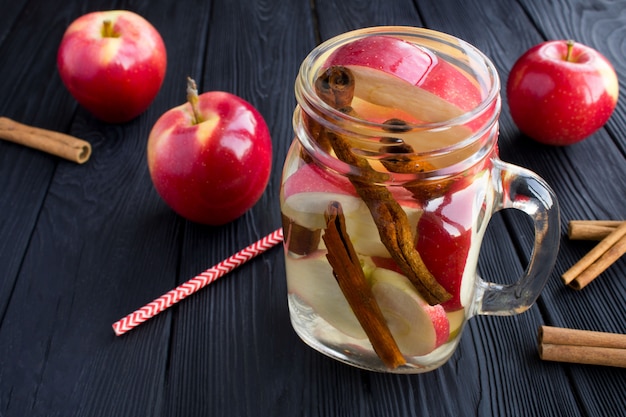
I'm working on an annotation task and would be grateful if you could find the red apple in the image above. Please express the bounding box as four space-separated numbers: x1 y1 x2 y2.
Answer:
506 40 619 145
57 10 167 123
147 78 272 225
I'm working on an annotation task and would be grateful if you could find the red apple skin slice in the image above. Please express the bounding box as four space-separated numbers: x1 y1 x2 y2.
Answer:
319 35 492 164
416 182 475 310
283 162 418 206
283 162 357 199
282 162 422 232
324 36 434 85
324 35 482 114
282 163 363 230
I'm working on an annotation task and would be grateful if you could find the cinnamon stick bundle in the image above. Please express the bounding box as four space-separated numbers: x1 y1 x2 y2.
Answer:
0 117 92 164
562 221 626 290
538 325 626 368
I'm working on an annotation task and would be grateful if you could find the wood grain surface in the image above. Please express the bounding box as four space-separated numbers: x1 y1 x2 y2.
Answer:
0 0 624 416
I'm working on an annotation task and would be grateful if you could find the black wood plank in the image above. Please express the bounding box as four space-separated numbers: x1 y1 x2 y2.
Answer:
313 0 424 39
419 1 626 416
0 1 197 416
517 0 626 153
508 2 626 416
310 0 623 416
0 0 85 320
0 0 624 416
161 0 316 415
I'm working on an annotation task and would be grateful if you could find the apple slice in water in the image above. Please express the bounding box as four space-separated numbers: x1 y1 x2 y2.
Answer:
371 267 450 356
350 65 464 122
416 181 475 310
345 203 421 257
322 35 484 156
285 193 421 258
287 251 451 355
282 163 362 230
338 65 474 155
323 35 482 119
282 162 423 257
285 250 367 339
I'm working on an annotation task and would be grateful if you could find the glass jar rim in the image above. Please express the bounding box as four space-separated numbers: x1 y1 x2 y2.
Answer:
293 26 502 181
295 26 501 135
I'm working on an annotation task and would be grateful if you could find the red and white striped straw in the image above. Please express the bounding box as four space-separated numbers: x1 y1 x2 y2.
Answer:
112 227 284 336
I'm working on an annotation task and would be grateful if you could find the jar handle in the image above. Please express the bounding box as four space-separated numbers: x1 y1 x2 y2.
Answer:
474 158 560 316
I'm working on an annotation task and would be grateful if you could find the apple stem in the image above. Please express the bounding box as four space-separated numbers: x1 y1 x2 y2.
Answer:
101 20 118 38
565 40 575 62
187 77 203 124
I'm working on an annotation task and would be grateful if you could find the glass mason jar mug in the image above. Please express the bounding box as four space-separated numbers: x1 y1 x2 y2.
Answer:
280 27 560 373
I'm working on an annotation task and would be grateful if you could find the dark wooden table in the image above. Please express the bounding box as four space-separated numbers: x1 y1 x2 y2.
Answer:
1 0 625 416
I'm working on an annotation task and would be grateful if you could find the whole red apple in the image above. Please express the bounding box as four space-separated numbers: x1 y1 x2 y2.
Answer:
506 40 619 145
57 10 167 123
147 78 272 226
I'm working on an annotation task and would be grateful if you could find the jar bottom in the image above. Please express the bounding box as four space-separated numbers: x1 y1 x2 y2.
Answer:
288 293 460 373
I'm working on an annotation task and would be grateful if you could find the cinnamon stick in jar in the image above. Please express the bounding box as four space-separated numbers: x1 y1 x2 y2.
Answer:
0 117 92 164
323 201 406 369
313 66 451 306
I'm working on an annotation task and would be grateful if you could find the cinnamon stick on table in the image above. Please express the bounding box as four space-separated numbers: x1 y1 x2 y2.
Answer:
568 220 624 241
538 325 626 368
562 221 626 290
0 117 92 164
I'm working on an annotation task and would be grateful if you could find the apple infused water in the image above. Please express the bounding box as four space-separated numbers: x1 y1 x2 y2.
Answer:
281 27 559 373
281 147 496 372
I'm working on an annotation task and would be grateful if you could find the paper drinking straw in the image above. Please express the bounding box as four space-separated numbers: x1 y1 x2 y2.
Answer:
112 227 284 336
